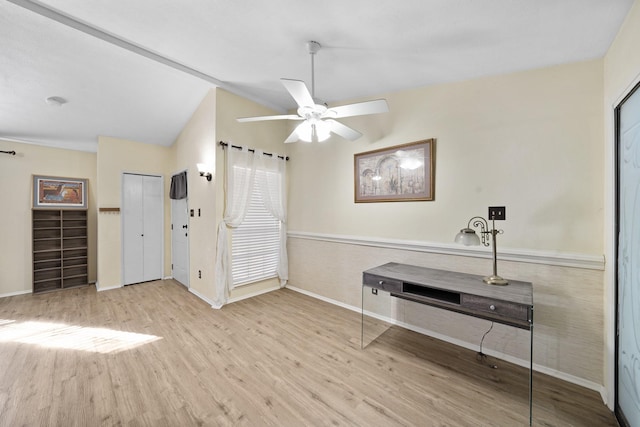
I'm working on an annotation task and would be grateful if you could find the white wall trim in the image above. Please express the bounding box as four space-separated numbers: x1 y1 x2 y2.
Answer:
189 284 280 309
228 285 280 305
96 284 122 292
287 284 359 313
286 284 606 398
0 136 97 153
288 231 605 271
0 289 32 298
189 287 218 308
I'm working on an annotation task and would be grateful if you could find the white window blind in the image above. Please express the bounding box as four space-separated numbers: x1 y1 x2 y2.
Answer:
231 170 281 287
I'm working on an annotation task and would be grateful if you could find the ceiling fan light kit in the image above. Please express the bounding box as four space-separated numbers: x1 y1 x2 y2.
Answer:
296 120 331 143
237 41 389 143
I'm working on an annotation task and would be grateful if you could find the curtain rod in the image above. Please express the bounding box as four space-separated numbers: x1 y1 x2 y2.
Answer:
218 141 289 161
1 150 16 156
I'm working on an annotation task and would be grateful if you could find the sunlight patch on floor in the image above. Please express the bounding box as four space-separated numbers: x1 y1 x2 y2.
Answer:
0 319 161 353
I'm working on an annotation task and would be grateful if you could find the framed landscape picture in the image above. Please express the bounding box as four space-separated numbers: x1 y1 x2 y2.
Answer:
33 175 88 210
354 139 435 203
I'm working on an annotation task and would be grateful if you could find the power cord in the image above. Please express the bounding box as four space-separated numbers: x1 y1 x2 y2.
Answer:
476 322 498 369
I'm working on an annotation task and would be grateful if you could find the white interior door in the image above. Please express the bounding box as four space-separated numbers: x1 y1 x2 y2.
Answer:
123 174 144 285
142 175 163 281
617 83 640 426
122 173 163 285
171 196 190 287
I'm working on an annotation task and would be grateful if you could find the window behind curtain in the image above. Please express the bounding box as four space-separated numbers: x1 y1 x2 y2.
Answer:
231 169 281 286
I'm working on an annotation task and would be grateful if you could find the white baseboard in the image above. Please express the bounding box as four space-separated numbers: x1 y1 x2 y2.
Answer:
95 282 122 292
287 285 360 313
188 287 219 308
0 289 32 298
228 284 281 305
188 284 281 310
0 281 97 298
285 284 605 397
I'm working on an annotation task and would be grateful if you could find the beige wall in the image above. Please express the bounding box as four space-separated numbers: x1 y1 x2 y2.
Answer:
96 136 172 289
603 0 640 408
287 60 604 254
285 60 607 390
171 88 288 304
171 89 217 301
0 140 97 296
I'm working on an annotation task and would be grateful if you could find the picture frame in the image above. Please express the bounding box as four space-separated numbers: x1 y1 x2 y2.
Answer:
32 175 88 210
354 139 435 203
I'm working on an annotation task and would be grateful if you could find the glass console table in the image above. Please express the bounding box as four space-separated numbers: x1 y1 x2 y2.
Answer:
361 262 534 425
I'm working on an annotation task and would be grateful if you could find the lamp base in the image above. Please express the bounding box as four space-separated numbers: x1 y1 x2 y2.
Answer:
483 275 509 286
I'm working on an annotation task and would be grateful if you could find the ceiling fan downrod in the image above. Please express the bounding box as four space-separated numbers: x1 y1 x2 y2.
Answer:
306 41 321 100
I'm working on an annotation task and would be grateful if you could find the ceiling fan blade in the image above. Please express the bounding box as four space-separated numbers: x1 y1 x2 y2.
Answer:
284 125 302 143
236 114 302 123
327 99 389 119
281 79 314 108
325 119 363 141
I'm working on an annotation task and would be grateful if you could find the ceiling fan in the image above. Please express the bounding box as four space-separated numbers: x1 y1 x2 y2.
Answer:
237 41 389 143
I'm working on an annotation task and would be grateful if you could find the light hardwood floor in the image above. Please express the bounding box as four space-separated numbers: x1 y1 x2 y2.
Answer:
0 280 618 426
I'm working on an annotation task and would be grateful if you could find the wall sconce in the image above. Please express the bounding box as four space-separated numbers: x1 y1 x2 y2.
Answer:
197 163 212 181
454 206 508 286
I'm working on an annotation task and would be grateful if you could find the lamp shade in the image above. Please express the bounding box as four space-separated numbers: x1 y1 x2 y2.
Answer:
455 228 481 246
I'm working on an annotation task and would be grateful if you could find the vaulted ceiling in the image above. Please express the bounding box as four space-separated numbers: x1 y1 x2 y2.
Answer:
0 0 634 151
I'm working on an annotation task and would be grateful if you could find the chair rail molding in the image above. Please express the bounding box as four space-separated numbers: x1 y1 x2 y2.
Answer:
287 231 605 271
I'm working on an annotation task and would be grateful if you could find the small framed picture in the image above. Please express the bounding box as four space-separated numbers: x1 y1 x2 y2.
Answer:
354 139 435 203
33 175 88 210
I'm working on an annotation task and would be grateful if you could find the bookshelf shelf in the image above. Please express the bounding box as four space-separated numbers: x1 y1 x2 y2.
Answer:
32 209 89 293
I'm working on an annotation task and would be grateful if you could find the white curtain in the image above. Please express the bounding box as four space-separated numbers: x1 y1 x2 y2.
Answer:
256 152 288 285
214 147 288 307
214 147 257 307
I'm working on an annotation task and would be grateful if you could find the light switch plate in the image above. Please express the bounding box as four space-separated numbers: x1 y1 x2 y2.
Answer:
488 206 506 220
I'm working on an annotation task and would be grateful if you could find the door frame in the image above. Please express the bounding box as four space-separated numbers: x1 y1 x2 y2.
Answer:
170 169 190 288
614 79 640 427
605 70 640 412
121 172 165 286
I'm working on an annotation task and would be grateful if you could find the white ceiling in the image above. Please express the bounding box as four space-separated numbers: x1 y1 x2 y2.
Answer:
0 0 634 152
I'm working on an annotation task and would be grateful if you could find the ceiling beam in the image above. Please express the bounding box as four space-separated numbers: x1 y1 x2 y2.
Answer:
7 0 286 113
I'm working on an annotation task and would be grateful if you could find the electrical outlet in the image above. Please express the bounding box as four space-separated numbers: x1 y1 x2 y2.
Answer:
190 209 194 217
372 288 378 295
488 206 506 220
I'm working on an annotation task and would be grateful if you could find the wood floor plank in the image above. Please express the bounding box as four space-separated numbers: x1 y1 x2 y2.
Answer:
0 280 618 426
